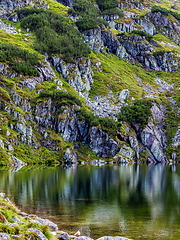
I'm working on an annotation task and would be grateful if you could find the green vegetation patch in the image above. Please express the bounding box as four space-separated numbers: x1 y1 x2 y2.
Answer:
96 0 118 11
76 18 98 31
68 0 100 18
117 100 153 127
0 147 10 166
101 7 124 18
18 8 90 62
0 43 41 76
131 30 153 42
0 196 54 239
151 5 180 20
38 89 82 107
75 107 121 137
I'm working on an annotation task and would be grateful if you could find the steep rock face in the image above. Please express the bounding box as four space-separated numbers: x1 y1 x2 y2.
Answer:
135 18 157 35
115 145 135 163
63 148 78 162
0 0 48 17
118 35 153 59
89 127 119 157
146 11 180 46
34 101 120 157
140 103 167 162
83 27 128 59
118 35 179 72
118 1 149 10
84 27 179 72
172 126 180 148
57 0 73 7
141 122 167 162
50 57 94 92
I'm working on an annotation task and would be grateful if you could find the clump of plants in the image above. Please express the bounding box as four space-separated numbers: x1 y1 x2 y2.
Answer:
101 7 124 18
18 8 90 62
75 108 121 137
153 50 166 58
96 0 118 11
0 43 40 76
151 5 180 20
68 0 123 31
117 100 153 127
131 30 153 42
38 89 82 107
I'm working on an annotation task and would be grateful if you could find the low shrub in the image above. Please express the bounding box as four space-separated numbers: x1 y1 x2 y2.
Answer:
76 17 98 31
131 30 153 41
75 108 121 137
153 50 166 58
19 9 91 61
0 43 40 76
96 0 118 11
117 100 153 126
39 89 82 107
101 7 124 18
151 5 180 20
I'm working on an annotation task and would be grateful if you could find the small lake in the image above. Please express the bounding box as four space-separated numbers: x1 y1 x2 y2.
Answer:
1 164 180 239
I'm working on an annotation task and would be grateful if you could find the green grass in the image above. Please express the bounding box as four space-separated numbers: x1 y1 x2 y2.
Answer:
0 196 56 239
89 51 158 99
44 0 68 15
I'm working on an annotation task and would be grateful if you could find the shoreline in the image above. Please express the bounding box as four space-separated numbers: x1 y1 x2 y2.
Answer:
0 193 132 240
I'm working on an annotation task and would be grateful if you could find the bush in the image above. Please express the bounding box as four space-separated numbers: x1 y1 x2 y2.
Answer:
151 5 169 15
39 89 82 107
97 18 109 27
76 17 98 31
153 50 166 58
75 108 121 137
19 9 91 61
117 32 125 37
96 0 118 11
0 43 40 76
101 7 124 18
117 100 153 126
68 0 100 18
131 30 153 41
151 5 180 20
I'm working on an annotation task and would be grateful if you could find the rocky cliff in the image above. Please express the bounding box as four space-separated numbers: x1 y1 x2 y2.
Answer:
0 0 180 165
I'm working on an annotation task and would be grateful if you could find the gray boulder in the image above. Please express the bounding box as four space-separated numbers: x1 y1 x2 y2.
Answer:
0 233 11 239
26 228 47 240
57 232 70 240
11 216 20 223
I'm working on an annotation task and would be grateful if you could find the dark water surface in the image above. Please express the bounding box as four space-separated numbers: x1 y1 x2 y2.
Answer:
1 164 180 239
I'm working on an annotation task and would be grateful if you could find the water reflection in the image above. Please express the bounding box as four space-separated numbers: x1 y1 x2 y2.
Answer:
0 164 180 239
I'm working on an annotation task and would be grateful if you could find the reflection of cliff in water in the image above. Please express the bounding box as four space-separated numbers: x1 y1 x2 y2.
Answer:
1 164 180 239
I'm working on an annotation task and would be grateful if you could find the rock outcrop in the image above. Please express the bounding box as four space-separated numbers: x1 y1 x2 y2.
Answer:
146 11 180 46
0 0 48 17
83 27 128 59
83 27 179 72
50 57 94 92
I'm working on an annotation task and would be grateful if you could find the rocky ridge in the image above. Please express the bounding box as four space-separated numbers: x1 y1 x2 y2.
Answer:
0 0 180 164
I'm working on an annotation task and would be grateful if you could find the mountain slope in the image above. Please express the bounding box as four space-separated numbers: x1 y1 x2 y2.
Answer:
0 0 180 166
